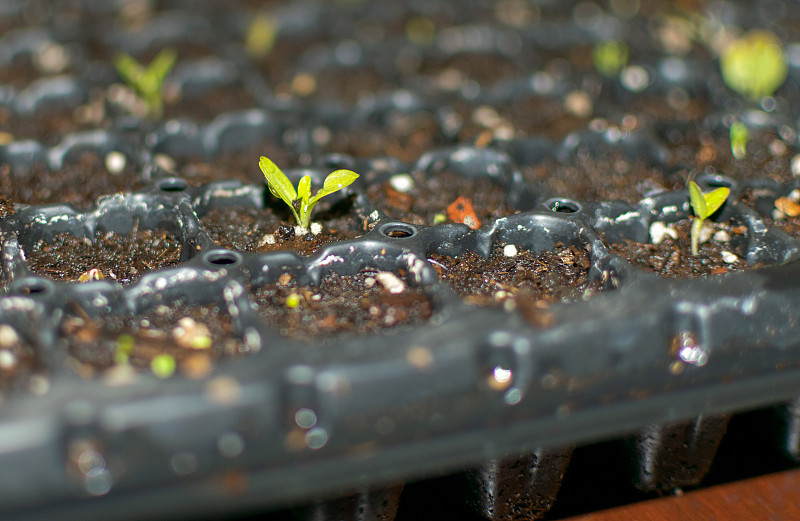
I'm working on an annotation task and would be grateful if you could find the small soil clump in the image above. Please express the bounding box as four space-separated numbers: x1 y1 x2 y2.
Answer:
252 270 433 342
26 229 182 283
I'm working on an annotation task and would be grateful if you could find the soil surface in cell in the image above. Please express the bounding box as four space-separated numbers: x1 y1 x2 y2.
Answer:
0 152 142 208
26 229 182 283
431 242 601 327
608 219 751 277
201 205 362 254
252 270 433 342
368 170 515 226
62 301 244 379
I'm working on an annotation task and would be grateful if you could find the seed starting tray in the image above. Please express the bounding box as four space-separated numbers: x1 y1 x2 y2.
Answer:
2 1 800 520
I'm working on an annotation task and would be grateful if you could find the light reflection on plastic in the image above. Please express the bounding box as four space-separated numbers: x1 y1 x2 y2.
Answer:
678 345 708 367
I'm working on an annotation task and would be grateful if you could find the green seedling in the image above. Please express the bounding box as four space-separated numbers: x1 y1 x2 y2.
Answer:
246 12 279 58
113 48 177 119
729 121 749 160
720 30 787 100
151 353 176 379
259 156 359 229
593 39 629 78
688 181 730 256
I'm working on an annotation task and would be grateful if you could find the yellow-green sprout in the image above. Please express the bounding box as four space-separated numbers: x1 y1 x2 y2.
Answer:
259 157 359 229
729 121 749 160
593 40 629 78
720 30 788 100
113 48 177 119
688 181 730 256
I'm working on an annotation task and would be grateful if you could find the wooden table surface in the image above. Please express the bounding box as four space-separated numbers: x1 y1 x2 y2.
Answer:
561 468 800 521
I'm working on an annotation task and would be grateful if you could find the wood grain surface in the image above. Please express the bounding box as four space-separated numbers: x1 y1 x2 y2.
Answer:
560 468 800 521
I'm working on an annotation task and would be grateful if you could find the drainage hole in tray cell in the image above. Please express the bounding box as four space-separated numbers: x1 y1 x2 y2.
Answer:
250 269 433 342
380 223 417 239
24 230 182 284
203 250 242 268
429 242 603 327
546 198 582 214
157 178 189 192
62 300 248 381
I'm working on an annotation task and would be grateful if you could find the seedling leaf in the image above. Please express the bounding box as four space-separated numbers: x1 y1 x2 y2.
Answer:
688 181 730 256
259 158 359 228
260 156 297 207
688 181 706 219
309 169 360 206
704 186 730 217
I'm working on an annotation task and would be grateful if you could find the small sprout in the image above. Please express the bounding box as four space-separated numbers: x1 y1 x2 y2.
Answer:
151 354 176 378
114 334 135 365
259 156 359 229
688 181 730 256
729 121 749 160
77 268 105 282
720 30 788 101
113 48 177 119
432 213 447 225
246 12 279 58
593 40 629 78
286 293 301 309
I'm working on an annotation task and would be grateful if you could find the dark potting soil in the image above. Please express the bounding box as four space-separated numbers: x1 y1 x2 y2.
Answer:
1 105 91 146
0 151 142 209
201 206 362 254
251 269 433 342
62 300 243 379
608 219 751 277
320 111 442 163
667 127 796 185
25 229 182 284
367 170 515 226
173 140 296 186
162 84 258 123
430 243 600 327
524 150 683 204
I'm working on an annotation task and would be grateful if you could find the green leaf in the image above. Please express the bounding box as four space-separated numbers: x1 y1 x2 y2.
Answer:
296 175 312 226
148 48 177 85
113 53 144 87
703 186 730 217
259 156 296 207
309 169 359 206
688 181 707 219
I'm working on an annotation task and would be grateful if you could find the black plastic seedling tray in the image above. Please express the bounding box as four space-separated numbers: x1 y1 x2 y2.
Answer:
3 1 800 520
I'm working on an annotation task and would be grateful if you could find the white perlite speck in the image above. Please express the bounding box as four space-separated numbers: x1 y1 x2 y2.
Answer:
0 325 19 348
649 221 677 245
294 226 309 236
713 230 730 242
721 251 738 264
310 222 323 235
374 272 406 294
105 151 126 174
503 244 518 257
257 234 276 247
792 154 800 177
389 174 414 193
